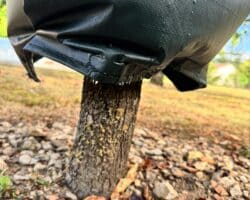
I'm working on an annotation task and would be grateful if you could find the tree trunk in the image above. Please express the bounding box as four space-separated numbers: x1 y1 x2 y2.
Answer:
66 77 142 199
150 72 164 87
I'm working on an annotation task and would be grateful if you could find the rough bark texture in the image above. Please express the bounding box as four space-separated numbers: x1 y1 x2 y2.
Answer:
150 72 164 87
66 77 142 199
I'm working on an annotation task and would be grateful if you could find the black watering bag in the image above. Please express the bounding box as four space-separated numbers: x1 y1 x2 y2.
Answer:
7 0 250 91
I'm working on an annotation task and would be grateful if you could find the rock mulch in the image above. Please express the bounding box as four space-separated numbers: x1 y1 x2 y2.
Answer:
0 121 249 200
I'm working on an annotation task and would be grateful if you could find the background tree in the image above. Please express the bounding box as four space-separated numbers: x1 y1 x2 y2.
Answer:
208 17 250 88
150 72 164 87
0 0 6 7
0 0 7 37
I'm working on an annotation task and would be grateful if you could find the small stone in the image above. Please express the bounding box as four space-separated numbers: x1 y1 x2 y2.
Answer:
243 190 249 199
211 180 218 188
16 125 28 134
0 121 11 128
212 170 226 181
2 146 15 156
8 134 22 148
132 188 142 197
133 139 144 147
213 194 225 200
196 171 207 181
29 127 46 137
34 163 47 172
48 153 62 169
35 154 50 162
223 156 234 171
49 135 68 148
239 175 248 183
180 163 197 173
51 170 63 182
161 169 171 178
56 146 69 152
171 167 185 178
30 190 44 199
48 153 61 164
153 181 178 200
19 154 32 165
0 155 9 162
186 151 204 161
152 155 165 161
219 177 235 189
30 158 39 165
194 162 207 171
146 170 158 182
13 173 30 182
214 185 228 196
146 149 163 156
201 155 215 164
42 141 53 150
238 156 250 168
230 184 242 198
30 191 37 198
85 196 105 200
52 122 65 130
46 194 59 200
20 150 34 156
22 137 40 151
0 133 7 139
38 149 45 154
134 179 142 188
0 158 8 171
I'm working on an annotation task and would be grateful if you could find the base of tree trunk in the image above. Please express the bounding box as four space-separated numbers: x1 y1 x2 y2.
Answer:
66 77 142 199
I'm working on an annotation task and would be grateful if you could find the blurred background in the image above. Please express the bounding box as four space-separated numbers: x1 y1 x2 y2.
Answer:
0 1 250 199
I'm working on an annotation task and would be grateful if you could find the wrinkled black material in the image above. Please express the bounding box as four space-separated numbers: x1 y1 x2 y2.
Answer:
7 0 250 91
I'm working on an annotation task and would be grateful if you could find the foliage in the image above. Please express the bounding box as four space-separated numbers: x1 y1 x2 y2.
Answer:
0 171 12 198
0 175 11 192
230 60 250 88
207 62 221 84
208 60 250 89
0 0 6 7
212 17 250 89
0 5 7 37
231 17 249 46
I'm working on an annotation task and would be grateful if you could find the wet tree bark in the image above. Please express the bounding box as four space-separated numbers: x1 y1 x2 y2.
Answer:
66 77 142 199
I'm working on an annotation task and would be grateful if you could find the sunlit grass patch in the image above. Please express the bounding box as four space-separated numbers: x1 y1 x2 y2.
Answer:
0 65 249 146
0 66 82 107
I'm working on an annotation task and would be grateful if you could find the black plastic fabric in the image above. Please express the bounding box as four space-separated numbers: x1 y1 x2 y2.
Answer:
7 0 250 91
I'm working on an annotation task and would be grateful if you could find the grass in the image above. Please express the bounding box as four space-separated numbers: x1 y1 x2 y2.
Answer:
0 65 249 146
0 171 13 198
0 175 11 192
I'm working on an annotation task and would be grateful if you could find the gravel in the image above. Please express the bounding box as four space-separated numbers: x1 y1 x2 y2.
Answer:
0 121 249 199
